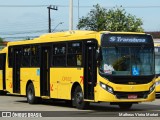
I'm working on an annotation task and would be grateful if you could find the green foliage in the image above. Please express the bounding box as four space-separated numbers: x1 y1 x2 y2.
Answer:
77 4 144 32
26 37 30 40
0 37 4 43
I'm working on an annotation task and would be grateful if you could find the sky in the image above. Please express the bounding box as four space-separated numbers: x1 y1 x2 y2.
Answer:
0 0 160 41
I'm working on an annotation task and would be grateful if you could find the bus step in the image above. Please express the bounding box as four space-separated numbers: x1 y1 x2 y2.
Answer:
41 96 50 99
84 99 95 102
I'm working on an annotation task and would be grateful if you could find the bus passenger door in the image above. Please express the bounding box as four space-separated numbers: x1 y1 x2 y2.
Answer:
84 40 97 100
13 48 21 93
40 46 51 97
0 53 6 90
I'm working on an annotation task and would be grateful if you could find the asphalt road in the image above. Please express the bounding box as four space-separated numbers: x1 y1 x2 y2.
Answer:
0 94 160 120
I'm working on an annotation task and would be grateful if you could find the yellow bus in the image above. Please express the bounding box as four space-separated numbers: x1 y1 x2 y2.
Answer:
154 43 160 96
3 31 155 109
0 47 7 95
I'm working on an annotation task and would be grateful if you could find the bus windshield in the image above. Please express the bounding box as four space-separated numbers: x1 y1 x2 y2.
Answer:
155 47 160 75
99 47 154 76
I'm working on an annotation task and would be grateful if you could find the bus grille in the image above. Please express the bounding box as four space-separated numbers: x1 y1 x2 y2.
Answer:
114 91 149 99
109 76 154 84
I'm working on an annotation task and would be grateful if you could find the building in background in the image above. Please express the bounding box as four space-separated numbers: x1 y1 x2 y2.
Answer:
146 32 160 43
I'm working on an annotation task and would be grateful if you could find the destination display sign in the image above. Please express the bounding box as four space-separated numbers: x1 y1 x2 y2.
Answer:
108 36 146 43
101 34 153 47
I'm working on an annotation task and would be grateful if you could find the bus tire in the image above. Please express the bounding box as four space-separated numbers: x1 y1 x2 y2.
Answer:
73 86 89 109
0 91 7 95
27 83 38 104
118 103 132 109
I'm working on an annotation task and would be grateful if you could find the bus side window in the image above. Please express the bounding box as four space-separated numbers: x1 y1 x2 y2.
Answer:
31 45 40 67
77 55 82 66
22 46 31 67
67 42 82 67
52 43 66 67
68 42 82 54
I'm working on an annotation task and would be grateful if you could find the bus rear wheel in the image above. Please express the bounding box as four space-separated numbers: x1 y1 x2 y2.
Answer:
27 83 39 104
118 103 133 109
73 86 89 109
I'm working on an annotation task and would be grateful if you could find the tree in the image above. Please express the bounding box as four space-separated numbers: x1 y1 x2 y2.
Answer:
0 37 4 43
26 37 30 40
77 4 144 32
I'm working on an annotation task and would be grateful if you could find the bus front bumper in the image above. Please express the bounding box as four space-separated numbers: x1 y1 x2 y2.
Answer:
96 83 155 103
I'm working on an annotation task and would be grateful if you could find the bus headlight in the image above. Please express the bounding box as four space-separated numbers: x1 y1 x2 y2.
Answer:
100 82 114 94
149 84 155 93
155 81 160 86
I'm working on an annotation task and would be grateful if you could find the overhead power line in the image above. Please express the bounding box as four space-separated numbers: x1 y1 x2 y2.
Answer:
0 30 48 35
1 5 160 8
0 29 68 35
2 36 39 39
0 5 48 8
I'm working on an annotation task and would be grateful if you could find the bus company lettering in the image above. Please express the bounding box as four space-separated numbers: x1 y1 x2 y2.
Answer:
9 82 12 88
115 87 122 90
109 36 146 43
80 76 84 84
50 84 53 91
117 37 146 43
62 76 72 81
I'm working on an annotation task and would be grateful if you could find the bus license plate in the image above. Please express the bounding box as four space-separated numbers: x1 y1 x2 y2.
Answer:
128 95 137 99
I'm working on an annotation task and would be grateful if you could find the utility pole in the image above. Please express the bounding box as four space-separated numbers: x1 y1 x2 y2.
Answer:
69 0 73 31
78 0 79 21
78 0 80 30
47 5 58 33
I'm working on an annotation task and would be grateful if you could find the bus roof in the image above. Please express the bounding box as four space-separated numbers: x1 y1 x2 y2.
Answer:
7 30 147 46
100 31 146 35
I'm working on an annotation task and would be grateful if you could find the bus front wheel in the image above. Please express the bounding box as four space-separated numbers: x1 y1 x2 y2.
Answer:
27 83 38 104
73 86 89 109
